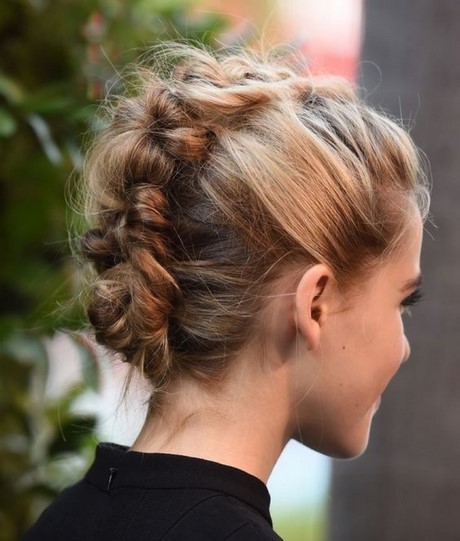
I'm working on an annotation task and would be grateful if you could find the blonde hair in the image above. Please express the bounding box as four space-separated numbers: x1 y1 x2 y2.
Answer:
78 44 429 399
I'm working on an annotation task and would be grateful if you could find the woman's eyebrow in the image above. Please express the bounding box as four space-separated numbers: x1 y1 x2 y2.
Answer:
400 273 423 293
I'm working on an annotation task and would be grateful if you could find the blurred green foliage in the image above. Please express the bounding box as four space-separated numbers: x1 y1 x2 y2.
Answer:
0 333 99 540
273 507 326 541
0 1 227 538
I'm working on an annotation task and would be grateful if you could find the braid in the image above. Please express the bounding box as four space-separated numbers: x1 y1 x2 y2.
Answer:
80 81 189 387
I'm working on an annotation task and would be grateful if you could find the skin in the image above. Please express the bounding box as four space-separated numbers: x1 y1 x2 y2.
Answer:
289 212 423 458
133 210 423 483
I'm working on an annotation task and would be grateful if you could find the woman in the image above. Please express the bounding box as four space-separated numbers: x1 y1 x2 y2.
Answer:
25 44 429 540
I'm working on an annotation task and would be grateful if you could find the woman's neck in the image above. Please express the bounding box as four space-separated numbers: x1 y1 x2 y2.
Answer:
130 359 292 483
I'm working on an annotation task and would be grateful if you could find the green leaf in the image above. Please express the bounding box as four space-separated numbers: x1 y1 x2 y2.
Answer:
20 84 80 116
0 108 17 137
0 73 24 105
1 334 49 371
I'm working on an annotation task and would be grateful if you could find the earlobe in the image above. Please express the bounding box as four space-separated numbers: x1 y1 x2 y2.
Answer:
295 264 333 350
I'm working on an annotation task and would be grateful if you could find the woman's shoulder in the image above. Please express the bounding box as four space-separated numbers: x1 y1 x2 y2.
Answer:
24 475 283 541
148 490 283 540
24 443 283 540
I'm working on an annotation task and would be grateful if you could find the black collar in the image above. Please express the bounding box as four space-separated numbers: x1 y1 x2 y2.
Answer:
85 442 272 526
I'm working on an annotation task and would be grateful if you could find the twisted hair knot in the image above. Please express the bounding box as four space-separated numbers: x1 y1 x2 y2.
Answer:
81 183 178 383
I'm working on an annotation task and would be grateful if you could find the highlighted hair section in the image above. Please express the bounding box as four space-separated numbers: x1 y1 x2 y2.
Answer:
77 44 429 397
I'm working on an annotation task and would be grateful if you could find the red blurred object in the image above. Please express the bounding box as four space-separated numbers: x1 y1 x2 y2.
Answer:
289 0 363 82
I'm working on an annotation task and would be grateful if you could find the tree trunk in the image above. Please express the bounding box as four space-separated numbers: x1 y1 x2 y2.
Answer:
328 1 460 540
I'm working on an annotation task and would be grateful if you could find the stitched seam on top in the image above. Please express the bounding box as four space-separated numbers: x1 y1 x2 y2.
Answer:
223 521 251 539
159 493 223 540
118 489 149 541
225 493 269 524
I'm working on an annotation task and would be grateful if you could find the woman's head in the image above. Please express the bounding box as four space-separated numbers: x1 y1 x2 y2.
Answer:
79 44 429 409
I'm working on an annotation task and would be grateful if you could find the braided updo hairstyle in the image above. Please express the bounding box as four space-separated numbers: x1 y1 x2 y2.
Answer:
79 44 429 402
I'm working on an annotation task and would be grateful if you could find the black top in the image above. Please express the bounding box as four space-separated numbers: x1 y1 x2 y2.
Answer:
24 443 283 540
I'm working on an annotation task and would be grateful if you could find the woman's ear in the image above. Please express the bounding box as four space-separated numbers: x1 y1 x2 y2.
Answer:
295 264 334 350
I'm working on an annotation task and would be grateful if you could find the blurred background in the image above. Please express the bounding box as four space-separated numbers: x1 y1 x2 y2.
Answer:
1 1 459 540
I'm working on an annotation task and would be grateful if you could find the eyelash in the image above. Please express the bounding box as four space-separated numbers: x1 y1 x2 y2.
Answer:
400 287 424 315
